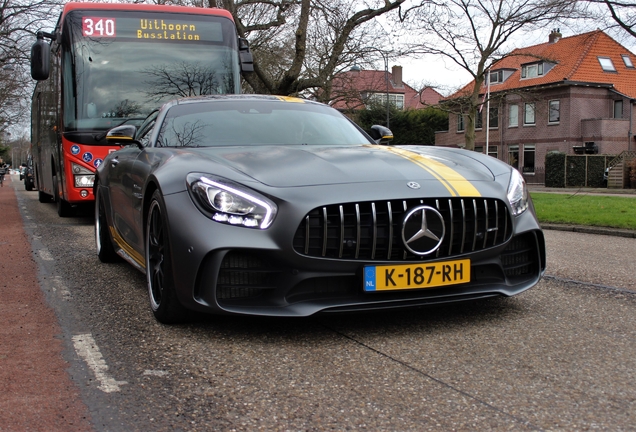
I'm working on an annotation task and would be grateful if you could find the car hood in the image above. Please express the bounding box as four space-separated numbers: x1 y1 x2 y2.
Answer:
190 144 500 188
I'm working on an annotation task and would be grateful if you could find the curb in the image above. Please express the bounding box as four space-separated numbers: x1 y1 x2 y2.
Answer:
541 223 636 238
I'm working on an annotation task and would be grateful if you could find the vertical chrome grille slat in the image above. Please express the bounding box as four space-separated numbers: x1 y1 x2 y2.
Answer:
304 215 310 255
338 205 344 258
460 199 466 254
435 200 441 258
447 199 454 256
321 207 328 257
371 202 377 260
355 204 361 259
493 201 499 246
483 199 489 249
402 201 408 260
472 199 478 252
387 201 393 260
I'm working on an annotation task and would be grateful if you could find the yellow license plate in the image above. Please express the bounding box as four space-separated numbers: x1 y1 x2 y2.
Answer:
364 259 470 292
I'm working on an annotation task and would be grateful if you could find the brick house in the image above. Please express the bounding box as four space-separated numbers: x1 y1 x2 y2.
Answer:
330 65 442 113
435 30 636 184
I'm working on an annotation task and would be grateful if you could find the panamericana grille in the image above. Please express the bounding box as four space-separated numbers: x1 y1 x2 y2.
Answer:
293 198 512 261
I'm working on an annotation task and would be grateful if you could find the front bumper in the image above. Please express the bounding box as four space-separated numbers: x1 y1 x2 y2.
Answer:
164 191 546 317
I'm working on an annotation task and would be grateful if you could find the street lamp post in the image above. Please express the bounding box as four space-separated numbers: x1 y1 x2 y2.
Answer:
380 51 390 129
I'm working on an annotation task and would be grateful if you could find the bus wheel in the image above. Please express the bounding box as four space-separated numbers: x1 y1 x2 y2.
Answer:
53 175 74 217
145 190 186 324
57 197 74 217
95 186 119 263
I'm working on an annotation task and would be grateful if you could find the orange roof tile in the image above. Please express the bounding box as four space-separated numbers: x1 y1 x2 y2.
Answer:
451 30 636 99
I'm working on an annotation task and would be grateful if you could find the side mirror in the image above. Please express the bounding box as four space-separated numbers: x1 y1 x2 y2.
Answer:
106 125 142 148
369 125 394 144
31 37 51 81
238 37 254 73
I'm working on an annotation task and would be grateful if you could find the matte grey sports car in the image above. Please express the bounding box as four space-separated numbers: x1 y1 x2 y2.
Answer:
95 95 546 323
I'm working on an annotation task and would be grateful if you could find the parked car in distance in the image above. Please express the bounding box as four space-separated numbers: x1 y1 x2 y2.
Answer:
24 156 35 191
95 95 546 324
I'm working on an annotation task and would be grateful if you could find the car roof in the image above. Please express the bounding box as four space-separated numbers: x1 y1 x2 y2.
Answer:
167 94 327 109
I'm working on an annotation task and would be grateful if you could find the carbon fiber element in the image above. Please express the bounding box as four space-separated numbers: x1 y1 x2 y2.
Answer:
293 198 512 261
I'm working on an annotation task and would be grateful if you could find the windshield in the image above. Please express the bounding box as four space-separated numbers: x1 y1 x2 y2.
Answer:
63 10 240 132
157 99 373 147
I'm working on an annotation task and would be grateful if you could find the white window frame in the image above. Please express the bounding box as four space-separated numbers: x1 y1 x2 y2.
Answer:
509 104 518 127
598 57 616 72
622 55 634 68
614 100 623 119
368 93 405 110
523 144 536 174
508 145 519 169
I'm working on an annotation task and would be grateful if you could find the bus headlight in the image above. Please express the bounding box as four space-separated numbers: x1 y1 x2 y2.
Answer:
72 163 95 188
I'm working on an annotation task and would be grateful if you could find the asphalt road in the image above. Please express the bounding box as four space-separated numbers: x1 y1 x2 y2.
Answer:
5 177 636 431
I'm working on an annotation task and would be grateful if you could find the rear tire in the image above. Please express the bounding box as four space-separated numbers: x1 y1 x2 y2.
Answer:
145 190 186 324
38 190 49 203
95 186 119 263
53 175 74 217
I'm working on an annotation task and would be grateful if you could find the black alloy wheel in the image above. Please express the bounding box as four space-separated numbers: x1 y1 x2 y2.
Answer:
145 190 186 324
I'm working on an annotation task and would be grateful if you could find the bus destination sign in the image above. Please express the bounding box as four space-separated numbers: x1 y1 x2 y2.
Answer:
81 16 222 42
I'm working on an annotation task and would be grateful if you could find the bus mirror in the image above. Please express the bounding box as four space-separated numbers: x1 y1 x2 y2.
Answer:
369 125 394 145
31 38 50 81
238 37 254 73
106 125 138 146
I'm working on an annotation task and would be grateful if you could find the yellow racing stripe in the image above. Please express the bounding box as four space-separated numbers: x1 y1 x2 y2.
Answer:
110 226 146 268
380 146 481 197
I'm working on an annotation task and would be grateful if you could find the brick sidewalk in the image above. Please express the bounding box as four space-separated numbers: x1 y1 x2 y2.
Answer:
0 175 92 431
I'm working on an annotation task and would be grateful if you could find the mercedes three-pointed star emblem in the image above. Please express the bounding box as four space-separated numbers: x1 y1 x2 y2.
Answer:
401 205 446 255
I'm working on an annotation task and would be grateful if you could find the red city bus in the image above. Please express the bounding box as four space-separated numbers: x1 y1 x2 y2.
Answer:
30 2 252 216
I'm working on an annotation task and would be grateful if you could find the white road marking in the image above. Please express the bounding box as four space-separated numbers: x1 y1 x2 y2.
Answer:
50 276 72 300
38 249 53 261
143 370 169 377
72 334 127 393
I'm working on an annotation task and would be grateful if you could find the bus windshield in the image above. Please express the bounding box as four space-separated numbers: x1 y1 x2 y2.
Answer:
63 10 241 131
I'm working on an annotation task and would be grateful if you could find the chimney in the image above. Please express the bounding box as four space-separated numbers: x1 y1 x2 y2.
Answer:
549 28 562 44
392 65 403 87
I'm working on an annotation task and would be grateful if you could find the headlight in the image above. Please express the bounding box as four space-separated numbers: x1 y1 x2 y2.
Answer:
187 174 277 229
72 163 95 188
507 169 528 216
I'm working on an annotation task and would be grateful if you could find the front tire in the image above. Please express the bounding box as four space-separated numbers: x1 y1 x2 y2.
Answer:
53 175 74 217
146 190 186 324
95 185 119 263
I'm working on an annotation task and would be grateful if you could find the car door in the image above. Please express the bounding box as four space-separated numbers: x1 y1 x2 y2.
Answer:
109 112 158 252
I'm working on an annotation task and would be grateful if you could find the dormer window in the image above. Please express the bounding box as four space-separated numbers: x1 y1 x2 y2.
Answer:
622 55 634 68
598 57 616 72
520 62 554 79
489 70 503 83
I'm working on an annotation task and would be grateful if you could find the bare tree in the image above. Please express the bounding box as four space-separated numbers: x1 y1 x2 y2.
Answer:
0 0 63 135
398 0 577 150
211 0 408 96
581 1 635 39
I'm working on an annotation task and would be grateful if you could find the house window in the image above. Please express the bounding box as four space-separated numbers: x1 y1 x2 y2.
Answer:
524 103 535 125
489 70 504 84
475 146 483 154
489 107 499 128
598 57 616 72
369 93 404 109
476 110 483 129
488 145 498 159
457 114 465 131
509 104 518 127
523 145 535 174
521 63 544 79
508 145 519 169
549 100 560 123
614 100 623 118
621 55 634 68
